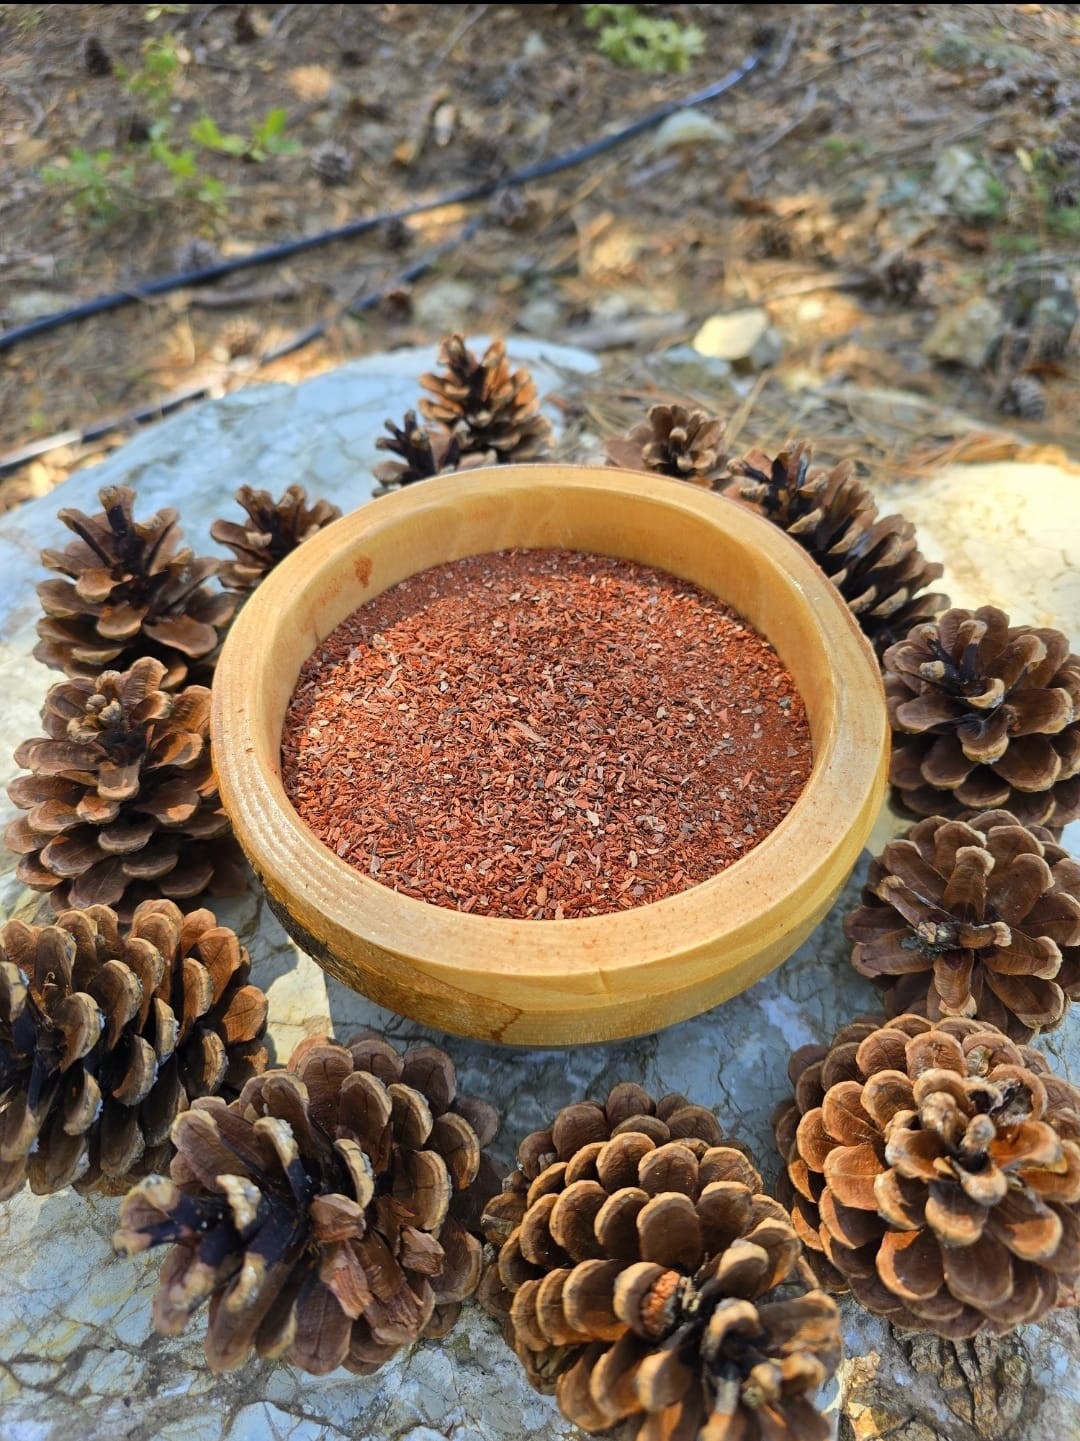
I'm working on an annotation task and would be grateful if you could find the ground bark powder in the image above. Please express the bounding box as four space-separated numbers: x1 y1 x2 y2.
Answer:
281 549 812 920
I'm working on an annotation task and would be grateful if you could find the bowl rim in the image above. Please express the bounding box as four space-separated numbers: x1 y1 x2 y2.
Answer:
211 463 887 992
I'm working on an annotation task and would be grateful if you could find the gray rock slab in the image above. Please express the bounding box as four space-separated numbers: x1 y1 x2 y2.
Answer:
0 345 1077 1441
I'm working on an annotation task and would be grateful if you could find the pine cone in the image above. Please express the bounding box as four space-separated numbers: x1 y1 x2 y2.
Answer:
876 254 924 303
885 605 1080 830
311 141 354 186
372 410 492 496
845 810 1080 1041
221 317 260 360
211 485 343 594
113 1033 500 1375
773 1013 1080 1337
419 335 553 462
605 405 729 487
173 237 223 274
976 74 1021 108
727 443 949 658
997 374 1047 420
480 1084 841 1440
34 484 236 689
0 899 267 1200
5 656 244 915
80 34 113 76
233 6 258 42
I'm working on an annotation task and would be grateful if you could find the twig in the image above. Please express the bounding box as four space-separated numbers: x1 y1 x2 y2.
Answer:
260 215 487 363
746 84 819 162
725 373 770 450
560 314 691 352
431 4 489 69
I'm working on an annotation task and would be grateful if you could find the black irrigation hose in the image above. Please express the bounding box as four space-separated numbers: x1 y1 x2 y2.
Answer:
0 52 762 357
261 214 488 364
0 216 490 477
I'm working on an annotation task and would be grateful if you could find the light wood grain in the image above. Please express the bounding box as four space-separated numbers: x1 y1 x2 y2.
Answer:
211 465 888 1045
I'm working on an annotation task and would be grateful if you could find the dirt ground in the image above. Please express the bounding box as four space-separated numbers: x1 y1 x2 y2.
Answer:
0 3 1078 508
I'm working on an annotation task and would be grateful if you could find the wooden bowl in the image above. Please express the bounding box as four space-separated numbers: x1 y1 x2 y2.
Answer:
211 465 887 1046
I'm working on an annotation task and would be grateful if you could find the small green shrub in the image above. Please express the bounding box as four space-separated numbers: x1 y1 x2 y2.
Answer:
41 149 134 222
584 4 704 74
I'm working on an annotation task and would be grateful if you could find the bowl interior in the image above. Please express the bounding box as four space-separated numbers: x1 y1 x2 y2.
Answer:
212 465 887 1042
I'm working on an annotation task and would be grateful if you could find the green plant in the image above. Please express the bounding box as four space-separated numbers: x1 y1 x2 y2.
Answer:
147 123 227 210
992 232 1041 255
41 148 134 222
4 5 48 33
191 108 299 162
584 4 703 74
1048 205 1080 236
120 35 183 114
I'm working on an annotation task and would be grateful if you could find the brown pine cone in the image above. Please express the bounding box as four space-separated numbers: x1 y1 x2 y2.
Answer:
113 1033 500 1375
210 485 343 593
34 484 236 689
372 410 492 495
0 899 267 1200
5 656 245 915
845 809 1080 1041
480 1084 841 1440
727 443 949 658
419 334 553 462
605 404 729 487
773 1013 1080 1337
875 253 924 303
885 605 1080 830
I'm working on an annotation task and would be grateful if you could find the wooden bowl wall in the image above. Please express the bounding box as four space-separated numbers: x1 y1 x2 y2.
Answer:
211 466 888 1045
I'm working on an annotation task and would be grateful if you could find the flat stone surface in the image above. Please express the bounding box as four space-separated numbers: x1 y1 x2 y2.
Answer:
0 344 1077 1441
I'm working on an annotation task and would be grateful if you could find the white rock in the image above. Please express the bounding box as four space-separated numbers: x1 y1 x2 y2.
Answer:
931 144 1004 221
923 295 1001 368
517 294 562 337
692 308 782 369
646 109 735 153
411 278 480 333
4 290 79 323
521 30 548 59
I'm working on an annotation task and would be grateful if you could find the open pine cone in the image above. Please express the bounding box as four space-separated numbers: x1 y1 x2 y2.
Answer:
0 899 267 1200
35 484 236 689
885 606 1080 830
774 1013 1080 1337
845 809 1080 1041
114 1033 500 1375
5 656 244 915
480 1084 841 1441
372 410 492 495
210 484 342 593
419 334 553 462
605 404 729 487
726 443 949 658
